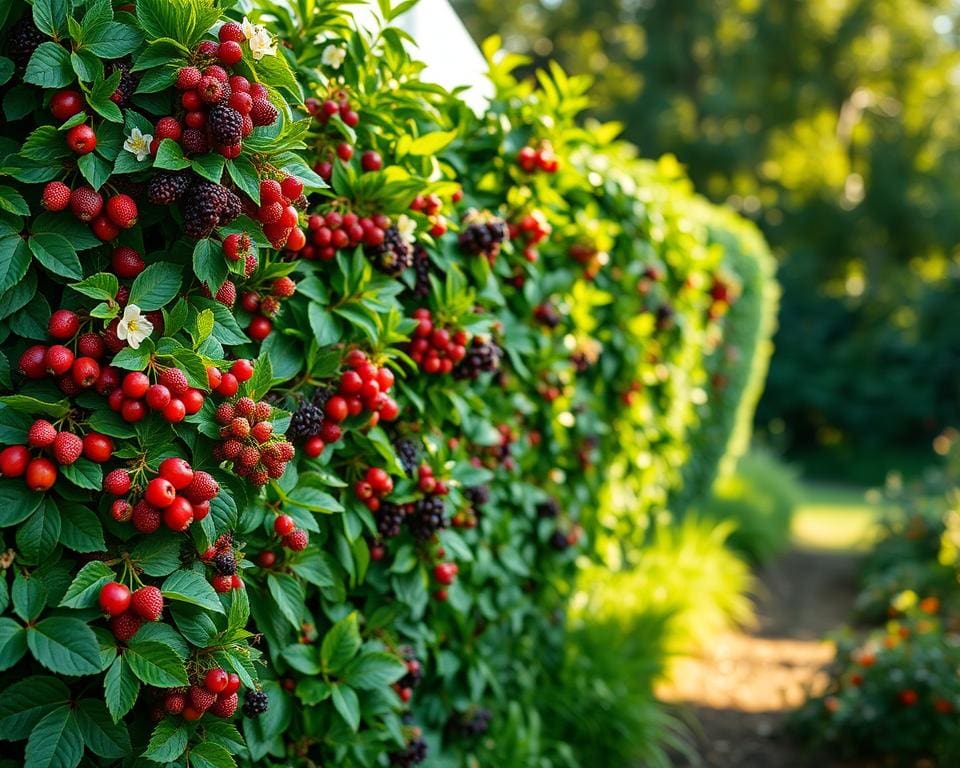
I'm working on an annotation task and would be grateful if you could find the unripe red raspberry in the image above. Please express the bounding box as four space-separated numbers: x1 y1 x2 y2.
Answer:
52 431 83 465
176 66 202 90
69 186 103 222
283 529 309 551
41 181 71 211
27 419 57 448
103 468 132 495
106 194 138 229
131 586 164 621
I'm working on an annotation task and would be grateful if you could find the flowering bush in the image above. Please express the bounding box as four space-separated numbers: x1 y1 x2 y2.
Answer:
0 2 776 766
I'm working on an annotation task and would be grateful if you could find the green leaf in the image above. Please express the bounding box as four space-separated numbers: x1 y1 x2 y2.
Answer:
290 554 337 587
137 0 216 47
307 304 341 345
405 130 458 156
266 573 304 630
84 22 144 59
333 303 379 342
131 535 183 577
70 272 118 301
21 126 69 162
24 43 73 88
78 150 114 188
193 238 228 292
129 262 183 310
246 356 273 400
0 676 70 740
0 393 70 418
343 652 408 690
125 640 189 687
331 685 360 732
76 699 131 758
31 211 101 250
59 458 103 491
104 656 140 723
0 479 43 526
144 717 188 761
27 617 101 676
60 560 115 609
191 152 225 183
12 570 47 622
162 569 225 613
29 233 81 280
24 706 83 768
0 618 27 672
0 185 29 216
33 0 68 37
153 137 191 171
0 235 32 293
190 741 237 768
281 644 321 675
226 155 261 203
0 57 12 87
70 50 101 82
192 297 248 345
0 269 37 320
58 500 106 550
17 497 62 564
320 611 361 673
110 341 154 370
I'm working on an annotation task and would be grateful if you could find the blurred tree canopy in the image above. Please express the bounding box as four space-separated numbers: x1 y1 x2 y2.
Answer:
453 0 960 460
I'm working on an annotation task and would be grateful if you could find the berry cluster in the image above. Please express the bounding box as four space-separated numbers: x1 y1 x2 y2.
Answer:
354 466 395 513
99 582 164 642
453 484 488 529
305 92 360 129
254 176 307 252
393 647 422 703
376 500 413 539
432 561 458 602
508 210 551 263
208 358 254 398
389 735 428 768
239 274 298 342
453 707 493 737
452 338 502 381
316 350 400 435
162 667 243 721
8 16 46 68
408 465 449 542
409 192 451 238
104 458 219 534
533 301 562 329
213 396 295 486
300 210 397 262
201 533 244 593
41 181 137 241
0 423 112 490
457 210 509 262
286 389 339 457
408 309 469 374
106 367 206 424
243 689 269 718
274 514 309 552
516 141 560 173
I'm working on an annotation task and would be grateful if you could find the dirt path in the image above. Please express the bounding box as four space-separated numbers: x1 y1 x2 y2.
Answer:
657 548 861 768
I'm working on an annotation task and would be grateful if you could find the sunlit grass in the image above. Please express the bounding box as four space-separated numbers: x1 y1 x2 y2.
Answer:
791 482 891 551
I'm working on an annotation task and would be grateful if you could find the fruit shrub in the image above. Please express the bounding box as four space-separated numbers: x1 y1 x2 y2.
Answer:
0 2 777 768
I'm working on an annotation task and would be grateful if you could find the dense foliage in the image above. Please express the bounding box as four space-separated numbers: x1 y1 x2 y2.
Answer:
453 0 960 462
0 1 775 766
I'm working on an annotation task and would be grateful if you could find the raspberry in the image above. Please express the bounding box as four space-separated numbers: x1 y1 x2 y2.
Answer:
211 693 238 717
234 397 255 417
219 22 245 43
42 182 71 211
283 529 308 551
244 253 258 276
253 402 273 422
276 442 295 461
215 280 236 307
132 500 161 533
27 420 57 448
48 309 79 339
250 98 278 127
147 170 192 205
272 277 296 297
242 690 269 717
131 586 164 621
209 105 243 146
250 468 269 486
251 422 272 443
176 67 202 90
109 611 142 642
199 75 224 104
236 446 259 469
107 60 139 107
211 574 233 593
111 500 133 522
103 468 132 495
164 692 186 715
77 332 105 359
159 367 189 396
184 471 219 502
230 417 251 438
222 440 242 460
69 186 103 222
189 686 217 712
106 194 139 229
181 129 210 156
155 117 182 142
222 233 248 261
53 432 83 465
215 403 236 424
280 176 304 199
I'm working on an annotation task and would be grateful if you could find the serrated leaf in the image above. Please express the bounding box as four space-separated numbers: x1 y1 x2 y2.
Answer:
12 570 47 622
29 233 82 279
110 341 154 371
24 43 73 88
320 611 361 673
125 640 189 687
59 458 103 491
0 618 27 672
27 617 101 676
190 741 237 768
153 137 191 170
143 717 188 761
0 676 70 740
23 706 83 768
17 497 61 564
226 155 260 203
308 304 341 346
85 21 144 59
162 569 225 613
104 656 140 722
0 393 70 418
129 262 182 310
59 501 106 551
33 0 68 37
76 699 130 758
0 235 32 293
193 238 228 292
191 152 225 183
0 185 29 215
281 644 321 675
343 652 408 690
0 479 43 526
70 272 118 300
78 150 114 188
266 573 304 630
331 685 360 732
60 561 115 609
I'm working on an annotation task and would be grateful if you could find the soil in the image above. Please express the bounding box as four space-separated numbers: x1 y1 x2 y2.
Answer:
657 548 868 768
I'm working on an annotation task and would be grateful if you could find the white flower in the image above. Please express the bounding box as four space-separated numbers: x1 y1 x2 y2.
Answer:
249 28 277 61
116 304 154 350
321 45 346 69
396 214 417 244
123 128 153 162
241 17 259 41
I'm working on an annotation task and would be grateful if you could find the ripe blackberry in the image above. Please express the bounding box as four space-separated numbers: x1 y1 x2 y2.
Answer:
464 485 489 511
393 438 419 475
377 501 407 538
410 245 432 298
549 530 569 550
458 214 508 258
408 496 447 541
389 737 427 767
536 499 559 518
453 339 502 381
287 401 324 441
212 552 237 576
311 387 334 409
365 227 413 276
456 708 492 737
147 170 192 205
209 105 243 146
182 128 210 156
242 690 269 717
183 180 240 238
107 60 139 107
8 17 46 68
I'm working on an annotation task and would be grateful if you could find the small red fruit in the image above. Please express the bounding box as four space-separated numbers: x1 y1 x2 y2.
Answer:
159 457 194 489
131 586 164 621
41 181 71 211
106 194 139 229
216 373 239 397
25 458 57 491
176 67 202 90
283 529 309 551
103 468 132 495
204 668 229 694
53 432 83 465
48 309 79 339
90 215 119 241
230 359 254 382
122 371 150 398
145 476 177 508
146 384 171 410
211 692 238 717
27 419 57 448
211 574 233 593
99 582 132 616
304 436 325 458
110 611 142 642
162 496 194 531
50 89 84 121
224 673 241 695
219 21 245 43
163 399 187 423
218 40 243 66
274 515 295 536
324 396 348 423
159 367 189 396
0 445 29 477
361 151 382 172
66 124 97 154
248 315 272 341
69 186 103 222
111 246 145 278
72 356 100 388
257 551 277 568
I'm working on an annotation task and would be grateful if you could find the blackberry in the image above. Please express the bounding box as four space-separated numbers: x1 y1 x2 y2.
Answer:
453 339 502 381
536 498 559 518
377 501 407 539
408 496 446 541
182 128 210 156
209 105 244 146
287 401 324 441
212 552 237 576
464 485 489 511
311 387 334 409
550 530 569 550
389 738 427 767
147 171 192 205
242 690 269 717
533 302 562 329
458 213 508 259
365 227 413 276
8 17 46 68
655 304 675 331
107 60 139 107
411 245 432 298
183 180 240 238
456 707 492 737
393 438 420 475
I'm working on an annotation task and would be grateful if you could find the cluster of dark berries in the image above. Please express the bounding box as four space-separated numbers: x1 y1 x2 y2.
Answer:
201 533 245 593
104 458 218 534
188 179 243 239
354 466 394 513
376 501 412 538
107 59 139 107
255 176 307 252
473 424 515 471
656 303 675 332
393 648 422 703
409 245 433 298
453 484 489 529
286 389 340 457
455 707 493 737
8 16 46 68
239 274 298 342
41 180 137 241
98 582 164 642
533 301 562 329
299 210 395 262
458 210 509 261
389 736 428 767
536 498 559 518
273 514 309 552
305 92 360 129
243 689 270 718
409 496 447 542
106 367 206 424
452 338 502 381
409 309 470 374
213 396 295 487
393 437 420 475
1 423 112 491
516 140 560 173
365 226 414 276
508 210 552 263
160 667 243 722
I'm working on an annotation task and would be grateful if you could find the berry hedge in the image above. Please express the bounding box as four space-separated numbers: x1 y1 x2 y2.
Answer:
0 2 777 767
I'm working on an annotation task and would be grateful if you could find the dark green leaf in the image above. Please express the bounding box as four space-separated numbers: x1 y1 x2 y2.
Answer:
331 685 360 732
0 618 27 672
12 570 47 622
76 699 131 758
0 235 32 293
60 561 115 609
29 233 81 280
59 459 103 491
0 676 70 740
320 611 361 673
0 479 43 526
58 500 106 550
144 717 188 761
24 43 73 88
153 138 191 171
162 569 225 613
189 741 237 768
23 706 83 768
124 640 189 687
27 617 101 676
342 652 407 690
129 262 182 310
266 573 304 630
16 497 61 564
103 656 140 723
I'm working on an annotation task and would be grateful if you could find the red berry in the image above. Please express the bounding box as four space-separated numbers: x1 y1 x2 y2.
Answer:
182 705 202 721
219 21 245 43
190 685 217 712
111 246 145 278
72 356 100 388
159 457 194 489
145 476 177 508
218 40 243 66
162 496 194 531
228 360 253 383
25 458 57 491
132 500 161 532
120 398 146 423
365 467 391 494
211 692 238 717
184 470 219 503
145 384 171 410
77 333 105 360
211 574 233 593
159 367 189 395
164 692 185 715
82 432 113 463
48 309 80 342
99 582 131 616
274 515 295 536
204 668 229 694
229 74 250 93
280 176 304 199
181 388 205 415
325 396 348 423
110 611 142 642
319 421 341 443
69 186 103 222
106 194 138 229
217 373 239 397
41 181 71 212
123 371 150 398
163 399 186 423
248 316 272 341
336 143 353 162
50 89 84 121
103 468 132 495
342 110 359 127
176 66 202 90
90 215 119 242
283 529 309 551
53 432 82 465
260 179 283 204
66 124 96 155
27 419 57 448
361 151 382 172
0 446 29 478
193 500 211 521
206 366 223 390
131 586 163 621
257 551 277 568
224 673 241 695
